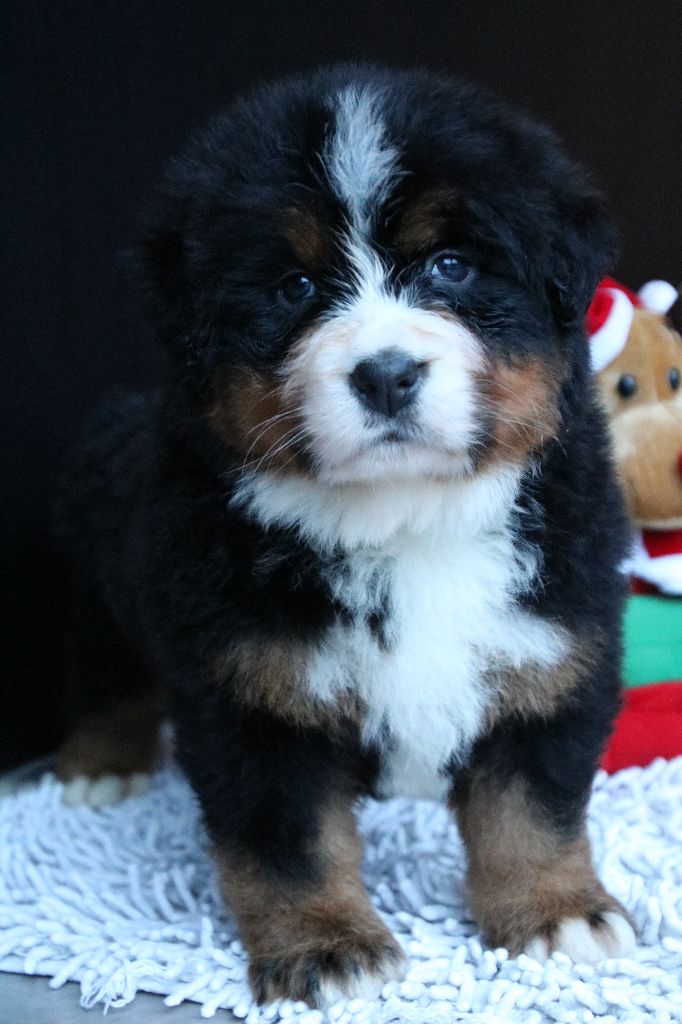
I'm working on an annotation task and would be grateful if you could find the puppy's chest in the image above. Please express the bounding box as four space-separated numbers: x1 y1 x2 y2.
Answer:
308 530 565 799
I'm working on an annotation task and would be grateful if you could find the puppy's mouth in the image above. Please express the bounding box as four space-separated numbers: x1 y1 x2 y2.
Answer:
313 426 477 485
360 423 460 456
378 428 417 444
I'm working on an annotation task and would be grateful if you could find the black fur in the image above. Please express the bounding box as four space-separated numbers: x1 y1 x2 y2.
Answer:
56 65 630 987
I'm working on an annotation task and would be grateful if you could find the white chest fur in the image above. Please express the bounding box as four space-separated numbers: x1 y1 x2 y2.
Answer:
234 467 569 800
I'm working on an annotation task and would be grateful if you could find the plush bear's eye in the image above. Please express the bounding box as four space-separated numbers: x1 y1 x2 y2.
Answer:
616 374 637 398
279 273 316 304
669 368 681 392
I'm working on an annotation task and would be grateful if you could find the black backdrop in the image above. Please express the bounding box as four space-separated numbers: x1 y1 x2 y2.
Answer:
3 1 681 770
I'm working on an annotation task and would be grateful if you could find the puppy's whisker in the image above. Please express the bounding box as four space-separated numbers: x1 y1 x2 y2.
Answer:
259 421 317 477
240 414 305 469
255 434 309 474
492 407 550 432
246 425 305 468
237 423 304 477
243 406 305 439
248 426 311 475
272 444 311 476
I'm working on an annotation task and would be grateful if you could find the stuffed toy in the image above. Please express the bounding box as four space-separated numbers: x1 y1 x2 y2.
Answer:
587 277 682 770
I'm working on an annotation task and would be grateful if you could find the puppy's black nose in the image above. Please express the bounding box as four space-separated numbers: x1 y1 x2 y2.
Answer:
349 350 426 418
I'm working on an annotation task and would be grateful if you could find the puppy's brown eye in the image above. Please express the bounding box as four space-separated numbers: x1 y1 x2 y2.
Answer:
279 273 316 304
669 368 680 391
617 374 637 398
430 252 471 283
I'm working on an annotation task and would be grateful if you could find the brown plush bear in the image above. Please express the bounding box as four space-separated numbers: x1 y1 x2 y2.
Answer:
588 278 682 591
589 280 682 772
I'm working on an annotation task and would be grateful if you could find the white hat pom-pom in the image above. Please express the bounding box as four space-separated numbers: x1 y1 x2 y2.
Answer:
638 279 678 315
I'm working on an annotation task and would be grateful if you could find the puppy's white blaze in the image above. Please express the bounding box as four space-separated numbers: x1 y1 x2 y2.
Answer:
326 86 400 234
336 229 388 304
283 291 484 485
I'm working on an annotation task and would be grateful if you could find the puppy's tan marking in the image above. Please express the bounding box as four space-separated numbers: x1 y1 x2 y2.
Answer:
206 369 307 471
451 773 632 957
55 691 163 781
213 639 365 730
395 187 460 254
218 801 404 1005
281 205 330 268
478 357 563 464
486 633 602 728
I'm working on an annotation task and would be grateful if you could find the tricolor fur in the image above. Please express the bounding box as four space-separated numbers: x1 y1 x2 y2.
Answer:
55 66 636 1008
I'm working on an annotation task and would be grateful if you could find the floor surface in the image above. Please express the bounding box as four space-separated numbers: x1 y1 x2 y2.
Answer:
0 972 230 1024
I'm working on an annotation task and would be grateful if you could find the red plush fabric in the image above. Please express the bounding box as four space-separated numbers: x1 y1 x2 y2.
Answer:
602 681 682 773
586 277 641 335
642 528 682 559
586 289 616 335
600 276 642 308
630 577 659 596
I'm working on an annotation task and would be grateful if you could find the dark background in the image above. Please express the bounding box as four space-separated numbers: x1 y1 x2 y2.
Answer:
3 1 681 770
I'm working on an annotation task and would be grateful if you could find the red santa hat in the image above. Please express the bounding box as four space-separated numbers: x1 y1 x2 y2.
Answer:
586 277 679 373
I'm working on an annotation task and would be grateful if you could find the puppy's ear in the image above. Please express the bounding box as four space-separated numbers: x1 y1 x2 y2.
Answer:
138 195 194 353
546 189 616 331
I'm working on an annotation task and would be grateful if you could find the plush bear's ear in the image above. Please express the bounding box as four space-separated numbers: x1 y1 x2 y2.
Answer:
546 189 617 332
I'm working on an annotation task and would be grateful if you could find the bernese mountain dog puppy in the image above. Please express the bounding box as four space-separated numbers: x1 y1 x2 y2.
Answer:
54 65 637 1007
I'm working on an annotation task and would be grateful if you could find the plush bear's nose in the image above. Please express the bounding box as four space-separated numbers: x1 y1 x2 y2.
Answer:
349 349 427 418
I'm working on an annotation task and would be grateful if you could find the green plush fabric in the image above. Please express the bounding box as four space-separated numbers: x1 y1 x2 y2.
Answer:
623 595 682 687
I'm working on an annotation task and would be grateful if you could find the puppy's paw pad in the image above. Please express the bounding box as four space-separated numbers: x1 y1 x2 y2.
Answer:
251 935 405 1008
524 911 636 965
62 772 151 807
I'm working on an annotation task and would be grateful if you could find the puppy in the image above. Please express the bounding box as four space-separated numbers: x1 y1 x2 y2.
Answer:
55 65 636 1007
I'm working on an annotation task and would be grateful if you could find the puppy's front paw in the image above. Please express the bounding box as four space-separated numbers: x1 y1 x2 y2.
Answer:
62 772 151 807
524 909 636 965
249 924 405 1008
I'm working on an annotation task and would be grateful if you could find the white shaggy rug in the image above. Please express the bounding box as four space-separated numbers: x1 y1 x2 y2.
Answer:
1 758 681 1023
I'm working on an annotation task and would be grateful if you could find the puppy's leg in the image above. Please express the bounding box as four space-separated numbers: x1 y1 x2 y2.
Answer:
221 801 404 1007
176 705 404 1008
56 591 163 805
451 721 636 964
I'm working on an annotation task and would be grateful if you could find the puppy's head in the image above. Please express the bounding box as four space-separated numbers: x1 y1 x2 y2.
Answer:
142 66 613 486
